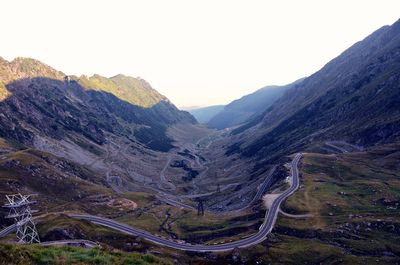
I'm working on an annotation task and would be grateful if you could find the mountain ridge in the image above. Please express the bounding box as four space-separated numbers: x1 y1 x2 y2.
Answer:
227 19 400 162
0 57 195 152
186 105 225 123
208 79 304 129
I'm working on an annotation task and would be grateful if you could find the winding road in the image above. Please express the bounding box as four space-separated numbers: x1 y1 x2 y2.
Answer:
0 153 302 252
0 225 97 248
69 153 302 252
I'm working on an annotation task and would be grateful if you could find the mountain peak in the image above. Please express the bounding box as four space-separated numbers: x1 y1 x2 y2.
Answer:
0 56 173 109
111 73 129 79
77 73 167 108
12 56 42 64
0 57 64 83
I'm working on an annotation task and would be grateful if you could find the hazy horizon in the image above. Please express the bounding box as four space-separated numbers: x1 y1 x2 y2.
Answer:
1 0 399 108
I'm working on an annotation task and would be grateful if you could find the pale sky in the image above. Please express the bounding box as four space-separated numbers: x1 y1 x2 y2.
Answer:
0 1 399 108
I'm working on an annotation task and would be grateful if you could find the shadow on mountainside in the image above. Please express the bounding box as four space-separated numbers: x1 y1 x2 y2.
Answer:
0 77 195 152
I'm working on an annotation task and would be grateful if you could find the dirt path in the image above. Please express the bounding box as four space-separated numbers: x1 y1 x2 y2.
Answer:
325 141 363 153
279 209 313 218
104 140 127 193
303 178 324 228
159 156 176 191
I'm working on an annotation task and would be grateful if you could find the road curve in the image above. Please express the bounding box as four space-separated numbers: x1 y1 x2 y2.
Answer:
0 225 98 248
70 153 302 252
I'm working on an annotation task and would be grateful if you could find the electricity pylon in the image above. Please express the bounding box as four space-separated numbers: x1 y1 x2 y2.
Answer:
197 200 204 216
3 194 40 244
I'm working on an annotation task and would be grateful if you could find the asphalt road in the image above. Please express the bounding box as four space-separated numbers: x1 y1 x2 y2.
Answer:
70 153 302 252
0 225 97 248
0 153 302 252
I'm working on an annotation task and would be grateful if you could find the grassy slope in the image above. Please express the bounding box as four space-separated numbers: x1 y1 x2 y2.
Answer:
2 143 400 264
77 74 165 108
115 197 262 244
0 138 142 225
0 149 110 214
0 81 9 101
0 244 169 265
273 144 400 263
181 145 399 264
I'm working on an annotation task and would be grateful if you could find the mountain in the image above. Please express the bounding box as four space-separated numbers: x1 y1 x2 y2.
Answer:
78 73 167 108
208 79 303 129
0 56 198 229
0 57 195 152
185 105 225 123
227 19 400 162
1 19 400 265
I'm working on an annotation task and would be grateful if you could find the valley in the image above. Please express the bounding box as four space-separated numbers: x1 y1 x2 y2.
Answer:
1 139 399 264
0 15 400 265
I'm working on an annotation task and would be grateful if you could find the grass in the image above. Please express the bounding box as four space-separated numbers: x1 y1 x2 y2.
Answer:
0 244 170 265
0 146 120 215
121 192 155 208
262 236 344 264
283 150 400 224
115 201 262 244
77 74 164 108
258 235 398 265
0 137 12 148
36 214 119 241
0 81 10 101
27 144 399 263
3 132 400 263
32 214 146 252
276 145 400 261
173 208 263 243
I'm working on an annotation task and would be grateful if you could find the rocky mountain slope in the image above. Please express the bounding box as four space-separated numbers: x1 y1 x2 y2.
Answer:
0 57 195 152
0 57 202 235
208 79 303 129
227 19 400 163
0 57 202 205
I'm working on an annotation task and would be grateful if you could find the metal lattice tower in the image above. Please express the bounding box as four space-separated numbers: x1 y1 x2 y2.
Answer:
197 200 204 216
3 194 40 244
